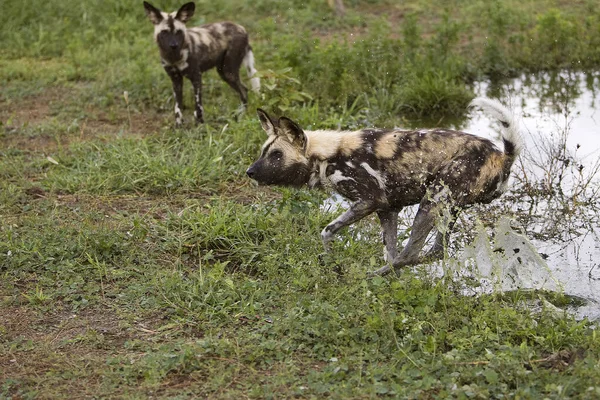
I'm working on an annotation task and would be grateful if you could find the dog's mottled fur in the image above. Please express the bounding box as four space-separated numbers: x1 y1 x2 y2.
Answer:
143 1 259 125
247 98 524 275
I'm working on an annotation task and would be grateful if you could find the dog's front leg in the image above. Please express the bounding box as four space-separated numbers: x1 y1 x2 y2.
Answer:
166 67 184 127
377 210 399 263
321 201 376 252
190 72 204 124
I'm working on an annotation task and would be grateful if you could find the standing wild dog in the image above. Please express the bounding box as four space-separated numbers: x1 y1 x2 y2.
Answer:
143 1 260 126
247 98 524 275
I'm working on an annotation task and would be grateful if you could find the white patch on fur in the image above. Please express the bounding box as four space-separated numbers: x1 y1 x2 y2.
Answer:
212 24 229 47
345 161 355 168
321 226 333 247
383 247 395 263
360 162 386 190
188 27 215 47
175 102 183 125
261 136 277 152
327 170 356 186
172 48 189 70
214 23 226 34
470 97 524 155
153 12 170 39
432 186 451 203
321 211 353 245
153 13 187 40
242 49 260 92
316 160 329 188
279 141 307 168
496 177 509 194
309 161 328 188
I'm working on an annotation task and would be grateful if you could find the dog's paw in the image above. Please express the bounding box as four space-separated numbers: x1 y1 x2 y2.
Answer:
368 265 393 277
318 252 334 265
423 248 444 262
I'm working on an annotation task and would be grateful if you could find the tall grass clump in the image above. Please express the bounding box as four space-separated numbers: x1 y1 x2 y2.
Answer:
41 118 265 194
266 16 474 124
531 9 578 69
478 0 523 78
155 201 285 271
396 13 472 119
515 6 600 70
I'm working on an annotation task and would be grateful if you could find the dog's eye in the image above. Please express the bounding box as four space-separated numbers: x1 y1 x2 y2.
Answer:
269 150 283 159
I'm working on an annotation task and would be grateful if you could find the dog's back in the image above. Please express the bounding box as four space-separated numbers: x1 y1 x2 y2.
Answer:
304 126 514 210
186 22 249 70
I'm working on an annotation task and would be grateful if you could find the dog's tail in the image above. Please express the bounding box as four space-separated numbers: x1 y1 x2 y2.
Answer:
470 97 524 160
242 46 260 93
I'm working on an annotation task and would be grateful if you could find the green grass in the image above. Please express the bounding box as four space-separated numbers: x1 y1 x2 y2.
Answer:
1 0 600 398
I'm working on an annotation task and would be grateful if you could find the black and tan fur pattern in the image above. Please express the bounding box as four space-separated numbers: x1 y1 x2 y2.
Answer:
143 1 260 126
247 98 524 275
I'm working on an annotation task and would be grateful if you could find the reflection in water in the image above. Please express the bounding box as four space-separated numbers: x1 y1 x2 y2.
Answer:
469 71 600 161
460 72 600 320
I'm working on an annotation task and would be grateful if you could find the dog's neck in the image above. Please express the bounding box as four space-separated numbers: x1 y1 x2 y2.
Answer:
161 47 190 70
304 130 353 159
304 130 362 188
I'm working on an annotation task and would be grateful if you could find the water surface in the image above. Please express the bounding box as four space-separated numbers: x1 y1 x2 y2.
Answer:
466 72 600 320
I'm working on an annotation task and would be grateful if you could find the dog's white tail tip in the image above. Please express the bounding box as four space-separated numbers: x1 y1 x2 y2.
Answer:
470 97 524 155
243 49 260 93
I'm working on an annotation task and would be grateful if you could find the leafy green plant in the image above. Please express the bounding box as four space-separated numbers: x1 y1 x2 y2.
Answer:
255 67 313 114
532 9 578 69
398 69 473 119
22 285 51 305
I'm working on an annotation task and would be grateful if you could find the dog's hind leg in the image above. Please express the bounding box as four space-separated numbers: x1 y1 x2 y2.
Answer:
377 210 399 263
424 207 460 261
371 198 441 276
321 201 377 252
395 202 437 266
218 49 249 106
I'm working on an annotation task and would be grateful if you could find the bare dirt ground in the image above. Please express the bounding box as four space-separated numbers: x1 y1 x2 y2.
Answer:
0 86 165 153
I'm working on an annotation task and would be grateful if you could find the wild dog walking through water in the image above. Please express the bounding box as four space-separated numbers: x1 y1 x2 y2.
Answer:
143 1 260 126
247 98 524 275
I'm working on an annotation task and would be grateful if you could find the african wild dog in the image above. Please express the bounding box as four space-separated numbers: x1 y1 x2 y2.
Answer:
143 1 260 126
246 98 524 275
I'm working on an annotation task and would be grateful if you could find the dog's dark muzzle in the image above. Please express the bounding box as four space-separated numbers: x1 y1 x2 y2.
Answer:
246 165 257 179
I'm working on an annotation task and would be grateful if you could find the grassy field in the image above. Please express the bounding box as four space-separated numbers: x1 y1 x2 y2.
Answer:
2 0 600 398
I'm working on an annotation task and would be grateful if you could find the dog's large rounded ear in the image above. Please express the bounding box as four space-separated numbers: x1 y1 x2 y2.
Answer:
279 117 307 150
143 1 163 25
257 108 276 137
175 2 196 23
